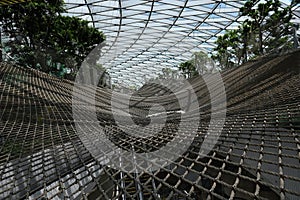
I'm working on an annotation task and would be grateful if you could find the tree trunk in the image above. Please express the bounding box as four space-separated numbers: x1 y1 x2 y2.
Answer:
242 35 248 63
0 28 2 62
259 26 263 55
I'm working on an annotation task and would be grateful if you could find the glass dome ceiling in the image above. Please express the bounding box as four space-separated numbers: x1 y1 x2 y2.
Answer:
64 0 300 87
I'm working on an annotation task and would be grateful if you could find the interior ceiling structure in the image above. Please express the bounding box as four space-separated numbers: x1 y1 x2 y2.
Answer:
64 0 300 87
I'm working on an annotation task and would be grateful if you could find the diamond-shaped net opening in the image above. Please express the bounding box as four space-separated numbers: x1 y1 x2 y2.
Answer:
1 50 300 199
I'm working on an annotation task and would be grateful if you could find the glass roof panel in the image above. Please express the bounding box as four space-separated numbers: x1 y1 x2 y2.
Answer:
64 0 300 88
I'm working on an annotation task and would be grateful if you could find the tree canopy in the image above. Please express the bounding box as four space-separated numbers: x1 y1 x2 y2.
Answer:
0 0 105 79
212 0 298 70
179 51 216 78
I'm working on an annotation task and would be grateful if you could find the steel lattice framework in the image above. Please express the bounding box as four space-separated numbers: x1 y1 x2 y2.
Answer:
64 0 300 87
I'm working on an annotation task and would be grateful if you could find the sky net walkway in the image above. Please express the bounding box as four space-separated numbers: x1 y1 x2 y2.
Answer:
0 50 299 199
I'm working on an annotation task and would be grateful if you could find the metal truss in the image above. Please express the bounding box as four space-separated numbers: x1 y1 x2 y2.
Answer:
64 0 300 87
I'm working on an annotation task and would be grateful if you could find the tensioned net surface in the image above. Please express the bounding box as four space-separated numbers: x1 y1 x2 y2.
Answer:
1 0 300 200
0 50 300 199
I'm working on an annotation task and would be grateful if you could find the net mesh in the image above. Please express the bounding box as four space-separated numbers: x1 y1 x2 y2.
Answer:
0 0 27 5
0 50 300 199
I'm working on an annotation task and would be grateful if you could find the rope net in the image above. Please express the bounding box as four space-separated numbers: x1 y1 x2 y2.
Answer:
0 0 27 6
0 50 299 199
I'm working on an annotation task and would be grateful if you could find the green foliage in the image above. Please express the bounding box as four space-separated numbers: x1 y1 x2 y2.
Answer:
211 30 241 70
179 51 216 78
0 0 105 79
212 0 297 70
194 51 216 74
179 60 197 79
159 68 182 79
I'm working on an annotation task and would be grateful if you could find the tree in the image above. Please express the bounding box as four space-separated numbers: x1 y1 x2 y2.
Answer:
159 68 182 79
179 60 197 79
239 21 252 63
240 0 273 54
0 0 105 79
212 0 297 70
263 3 295 52
211 30 241 70
194 51 216 74
179 51 216 78
240 0 295 55
95 64 111 88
